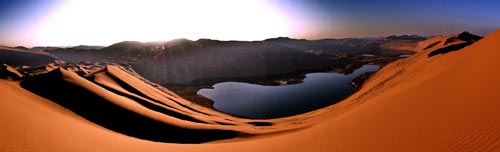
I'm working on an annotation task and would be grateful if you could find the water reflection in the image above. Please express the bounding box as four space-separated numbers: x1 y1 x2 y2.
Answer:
198 65 380 119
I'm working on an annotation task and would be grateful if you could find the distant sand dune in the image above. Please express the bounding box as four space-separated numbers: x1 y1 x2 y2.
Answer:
0 45 55 66
1 29 500 151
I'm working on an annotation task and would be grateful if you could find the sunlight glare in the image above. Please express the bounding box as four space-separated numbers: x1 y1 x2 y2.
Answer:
35 0 291 46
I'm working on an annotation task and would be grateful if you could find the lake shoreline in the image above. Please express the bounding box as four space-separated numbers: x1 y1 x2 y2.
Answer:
197 65 380 119
170 55 403 110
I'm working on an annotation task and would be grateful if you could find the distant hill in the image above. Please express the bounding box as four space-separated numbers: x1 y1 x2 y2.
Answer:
30 45 104 51
45 35 425 85
102 39 335 85
14 46 29 50
31 46 62 51
70 45 105 50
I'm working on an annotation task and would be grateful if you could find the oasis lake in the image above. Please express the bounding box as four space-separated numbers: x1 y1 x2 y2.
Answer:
198 65 380 119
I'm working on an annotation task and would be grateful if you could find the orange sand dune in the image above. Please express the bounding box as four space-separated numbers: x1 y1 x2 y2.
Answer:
1 29 500 151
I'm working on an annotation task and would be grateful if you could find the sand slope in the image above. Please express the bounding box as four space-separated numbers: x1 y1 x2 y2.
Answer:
0 46 55 66
1 29 500 151
15 65 323 143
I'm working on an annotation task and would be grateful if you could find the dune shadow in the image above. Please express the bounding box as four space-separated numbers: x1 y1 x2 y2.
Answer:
94 72 205 123
0 49 55 66
428 42 471 57
20 69 236 143
423 41 441 50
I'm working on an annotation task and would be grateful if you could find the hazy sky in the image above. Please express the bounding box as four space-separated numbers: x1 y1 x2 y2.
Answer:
0 0 499 47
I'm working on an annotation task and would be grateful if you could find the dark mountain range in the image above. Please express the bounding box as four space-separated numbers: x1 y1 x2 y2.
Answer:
31 46 62 51
43 36 424 86
70 45 105 50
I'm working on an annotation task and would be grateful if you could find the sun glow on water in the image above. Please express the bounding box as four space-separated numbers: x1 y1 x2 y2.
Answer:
34 0 291 46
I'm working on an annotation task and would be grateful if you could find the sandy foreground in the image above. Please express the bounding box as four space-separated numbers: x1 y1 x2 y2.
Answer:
1 29 500 151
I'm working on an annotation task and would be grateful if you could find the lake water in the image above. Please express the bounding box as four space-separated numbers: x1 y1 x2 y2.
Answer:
399 54 412 58
361 54 376 57
198 65 380 119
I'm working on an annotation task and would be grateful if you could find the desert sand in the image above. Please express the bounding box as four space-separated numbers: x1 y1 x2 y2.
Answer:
1 29 500 151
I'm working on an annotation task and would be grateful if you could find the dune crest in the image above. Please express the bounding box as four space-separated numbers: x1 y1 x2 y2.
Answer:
13 63 325 143
0 64 23 80
1 29 500 151
413 32 482 57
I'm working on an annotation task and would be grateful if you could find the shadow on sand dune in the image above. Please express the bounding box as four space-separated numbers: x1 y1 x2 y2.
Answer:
428 42 471 57
20 69 236 143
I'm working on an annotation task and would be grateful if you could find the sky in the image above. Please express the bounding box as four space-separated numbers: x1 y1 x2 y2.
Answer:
0 0 499 47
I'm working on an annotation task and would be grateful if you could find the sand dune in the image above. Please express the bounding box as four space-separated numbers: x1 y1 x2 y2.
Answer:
16 65 322 143
413 32 481 55
0 65 24 80
0 46 56 66
1 29 500 151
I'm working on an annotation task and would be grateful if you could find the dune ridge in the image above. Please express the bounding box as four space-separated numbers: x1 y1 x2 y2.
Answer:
14 62 328 143
1 29 500 151
0 45 56 67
